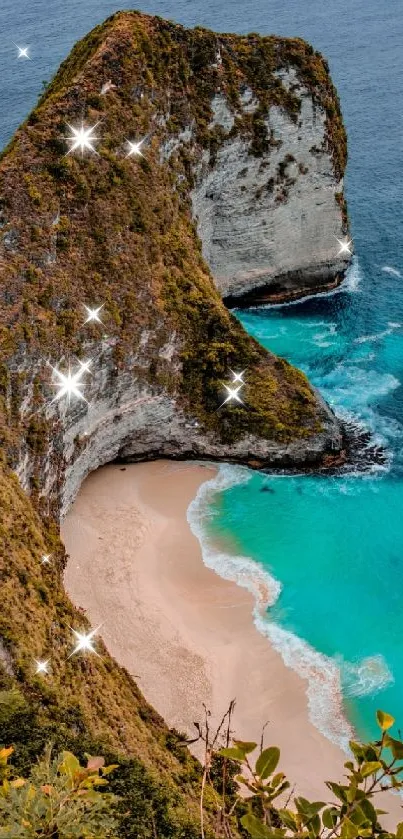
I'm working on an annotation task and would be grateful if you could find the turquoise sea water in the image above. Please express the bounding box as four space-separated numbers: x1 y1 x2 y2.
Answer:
201 264 403 746
2 0 403 747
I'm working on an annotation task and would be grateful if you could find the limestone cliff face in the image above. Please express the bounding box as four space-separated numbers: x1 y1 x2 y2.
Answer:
0 10 349 525
191 71 350 303
13 336 341 520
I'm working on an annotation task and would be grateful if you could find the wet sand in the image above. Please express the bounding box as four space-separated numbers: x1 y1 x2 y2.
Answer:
61 460 401 822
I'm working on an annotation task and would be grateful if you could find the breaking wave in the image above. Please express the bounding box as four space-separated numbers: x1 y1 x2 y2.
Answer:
382 265 402 278
342 655 394 698
354 322 402 344
187 464 393 752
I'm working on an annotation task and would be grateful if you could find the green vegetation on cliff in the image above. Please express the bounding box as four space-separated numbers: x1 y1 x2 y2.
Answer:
2 708 403 837
0 9 346 462
0 11 348 837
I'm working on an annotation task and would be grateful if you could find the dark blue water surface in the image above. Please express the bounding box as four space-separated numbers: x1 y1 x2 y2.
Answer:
2 0 403 743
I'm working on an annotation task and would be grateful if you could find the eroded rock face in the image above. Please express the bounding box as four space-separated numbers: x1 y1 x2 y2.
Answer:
191 71 350 303
12 336 342 520
0 13 350 520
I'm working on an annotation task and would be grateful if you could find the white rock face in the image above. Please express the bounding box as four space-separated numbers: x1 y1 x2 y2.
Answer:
190 69 350 301
12 338 342 520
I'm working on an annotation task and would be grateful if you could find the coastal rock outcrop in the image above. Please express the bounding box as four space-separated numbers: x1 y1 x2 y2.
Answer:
0 11 348 813
0 11 349 522
191 71 350 303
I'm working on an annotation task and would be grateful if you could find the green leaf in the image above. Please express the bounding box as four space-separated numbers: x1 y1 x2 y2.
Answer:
360 761 382 778
346 781 358 803
349 805 369 827
349 741 364 762
362 744 379 761
294 796 312 815
278 809 297 830
322 807 338 829
340 817 359 838
270 780 290 800
376 710 395 731
384 734 403 759
308 801 326 815
396 823 403 838
101 764 119 775
60 751 80 777
241 813 284 838
359 797 377 825
326 781 348 802
255 747 280 779
233 740 257 755
309 813 321 835
271 772 285 788
219 747 246 761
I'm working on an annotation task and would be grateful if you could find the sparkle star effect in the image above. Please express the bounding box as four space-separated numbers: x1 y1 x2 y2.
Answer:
35 659 50 674
230 369 246 384
14 43 31 60
84 304 103 324
221 384 244 407
336 237 353 256
77 358 92 374
68 625 102 658
41 554 52 565
125 138 146 158
65 122 100 156
50 363 88 405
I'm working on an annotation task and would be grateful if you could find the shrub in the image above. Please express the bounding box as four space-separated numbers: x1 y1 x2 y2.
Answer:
214 709 403 838
0 745 118 838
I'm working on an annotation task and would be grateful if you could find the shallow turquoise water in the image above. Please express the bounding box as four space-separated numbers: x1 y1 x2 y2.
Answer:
205 269 403 744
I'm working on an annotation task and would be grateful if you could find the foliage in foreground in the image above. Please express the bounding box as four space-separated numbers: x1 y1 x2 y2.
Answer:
0 684 203 839
2 709 403 837
199 706 403 838
0 745 118 838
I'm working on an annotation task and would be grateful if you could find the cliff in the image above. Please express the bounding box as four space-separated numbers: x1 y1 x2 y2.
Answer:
0 10 348 836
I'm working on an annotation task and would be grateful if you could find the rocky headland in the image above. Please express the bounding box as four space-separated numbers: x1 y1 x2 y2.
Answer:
0 11 351 835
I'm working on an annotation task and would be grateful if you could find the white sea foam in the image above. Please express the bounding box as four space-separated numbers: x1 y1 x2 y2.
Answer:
355 329 394 344
187 464 281 610
342 655 394 698
255 617 354 751
306 321 338 331
382 265 402 278
354 321 401 345
312 332 334 348
187 465 393 752
344 352 376 364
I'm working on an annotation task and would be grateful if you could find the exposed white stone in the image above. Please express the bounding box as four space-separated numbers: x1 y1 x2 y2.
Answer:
208 93 235 131
159 125 194 163
239 86 259 113
13 340 341 521
191 69 350 300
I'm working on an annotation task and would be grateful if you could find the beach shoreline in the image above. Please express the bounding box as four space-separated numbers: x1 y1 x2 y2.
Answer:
61 460 399 819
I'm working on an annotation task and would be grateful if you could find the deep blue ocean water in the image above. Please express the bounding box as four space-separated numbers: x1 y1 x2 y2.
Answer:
2 0 403 745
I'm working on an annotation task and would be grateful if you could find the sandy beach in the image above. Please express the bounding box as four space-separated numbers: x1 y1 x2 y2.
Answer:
61 460 401 819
